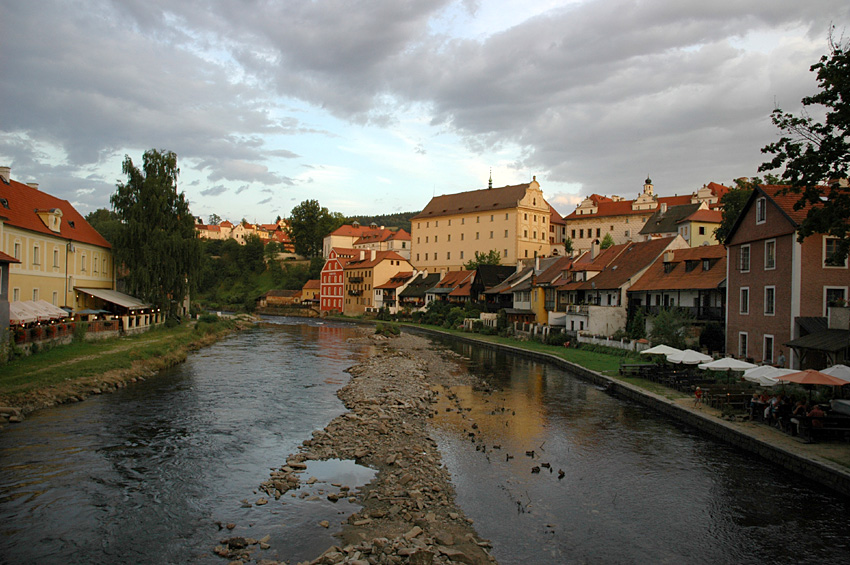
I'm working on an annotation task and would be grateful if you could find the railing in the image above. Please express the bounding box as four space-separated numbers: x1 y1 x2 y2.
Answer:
636 305 724 321
349 277 363 284
565 304 589 315
348 289 362 296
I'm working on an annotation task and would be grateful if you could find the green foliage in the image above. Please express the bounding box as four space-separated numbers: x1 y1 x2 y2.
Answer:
463 249 502 270
374 322 400 337
600 233 615 249
759 35 850 263
84 208 122 245
207 213 222 225
73 322 88 343
699 321 725 354
648 307 694 350
627 308 646 340
544 330 568 346
563 237 573 255
287 200 346 257
714 181 755 243
110 149 202 316
346 212 416 234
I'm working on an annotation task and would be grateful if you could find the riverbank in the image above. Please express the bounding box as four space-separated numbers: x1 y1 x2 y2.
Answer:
403 325 850 497
233 330 495 565
0 315 254 423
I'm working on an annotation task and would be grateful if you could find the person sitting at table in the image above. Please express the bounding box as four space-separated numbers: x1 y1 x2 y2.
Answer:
748 392 761 420
790 400 809 436
807 404 826 429
775 396 793 431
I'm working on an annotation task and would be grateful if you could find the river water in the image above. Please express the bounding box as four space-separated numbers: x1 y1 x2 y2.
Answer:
1 321 849 564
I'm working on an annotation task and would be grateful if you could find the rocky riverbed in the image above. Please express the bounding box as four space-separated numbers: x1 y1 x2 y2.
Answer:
215 330 496 565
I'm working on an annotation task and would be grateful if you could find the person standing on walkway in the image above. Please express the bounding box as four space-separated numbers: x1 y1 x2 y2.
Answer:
694 386 703 408
777 350 786 368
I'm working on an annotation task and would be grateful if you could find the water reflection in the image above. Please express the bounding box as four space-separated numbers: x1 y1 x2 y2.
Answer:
431 338 850 565
0 318 368 564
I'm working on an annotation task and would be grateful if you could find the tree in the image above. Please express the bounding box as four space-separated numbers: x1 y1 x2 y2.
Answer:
286 200 345 258
463 249 502 270
85 208 122 245
600 233 615 249
714 179 755 243
563 237 574 255
207 213 222 225
110 149 201 317
759 34 850 263
648 307 694 349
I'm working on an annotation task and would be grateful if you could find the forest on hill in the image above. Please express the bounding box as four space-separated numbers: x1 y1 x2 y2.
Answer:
346 211 418 233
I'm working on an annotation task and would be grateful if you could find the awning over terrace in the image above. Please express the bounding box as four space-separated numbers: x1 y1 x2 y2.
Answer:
75 288 150 313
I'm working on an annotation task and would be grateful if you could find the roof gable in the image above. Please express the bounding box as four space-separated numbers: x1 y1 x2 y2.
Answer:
629 244 727 292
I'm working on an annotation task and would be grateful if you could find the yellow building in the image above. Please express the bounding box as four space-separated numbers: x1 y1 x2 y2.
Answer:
0 167 113 310
343 250 413 316
410 177 553 273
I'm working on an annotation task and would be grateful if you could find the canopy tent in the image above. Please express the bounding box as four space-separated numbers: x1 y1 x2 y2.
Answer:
75 288 150 314
34 300 69 319
9 302 37 325
9 300 68 324
698 357 758 372
640 344 682 356
742 366 797 387
821 364 850 383
666 349 712 365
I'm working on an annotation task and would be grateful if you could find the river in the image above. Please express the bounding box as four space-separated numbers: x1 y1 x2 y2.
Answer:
1 320 849 564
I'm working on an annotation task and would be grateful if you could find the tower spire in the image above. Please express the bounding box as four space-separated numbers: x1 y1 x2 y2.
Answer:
488 168 492 189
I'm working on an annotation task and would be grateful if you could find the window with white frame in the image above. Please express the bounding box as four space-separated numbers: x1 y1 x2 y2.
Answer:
740 287 749 314
764 335 774 364
52 291 58 305
764 239 775 270
764 286 775 315
739 332 748 359
32 246 40 265
53 248 59 268
13 242 20 260
824 237 847 267
13 288 20 301
32 289 38 301
739 244 750 272
756 197 766 224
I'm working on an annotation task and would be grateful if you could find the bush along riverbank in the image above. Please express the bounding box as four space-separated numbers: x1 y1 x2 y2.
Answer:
220 330 495 565
0 314 254 425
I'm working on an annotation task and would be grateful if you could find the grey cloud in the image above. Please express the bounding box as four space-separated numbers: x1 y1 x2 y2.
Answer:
200 185 229 197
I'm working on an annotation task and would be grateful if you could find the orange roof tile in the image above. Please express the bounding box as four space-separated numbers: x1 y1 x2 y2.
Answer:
576 238 678 290
0 251 19 263
302 279 321 290
343 250 408 269
629 244 727 292
679 209 722 224
0 176 110 248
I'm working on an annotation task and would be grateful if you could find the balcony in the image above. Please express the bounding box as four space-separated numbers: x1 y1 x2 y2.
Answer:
566 304 589 316
348 289 363 296
349 277 363 284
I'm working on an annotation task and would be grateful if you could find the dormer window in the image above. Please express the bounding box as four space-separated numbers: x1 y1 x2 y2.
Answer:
756 197 766 224
703 259 711 271
36 208 63 233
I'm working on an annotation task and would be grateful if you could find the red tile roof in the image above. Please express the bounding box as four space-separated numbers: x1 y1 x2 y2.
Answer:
0 251 20 263
564 183 730 220
679 209 722 224
629 244 727 292
354 228 411 245
435 270 475 288
549 204 565 225
0 177 110 248
759 185 812 225
302 279 321 290
220 220 234 228
569 238 679 291
375 271 415 290
344 250 408 269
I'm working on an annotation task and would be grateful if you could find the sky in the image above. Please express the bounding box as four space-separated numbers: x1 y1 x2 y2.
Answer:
1 1 848 224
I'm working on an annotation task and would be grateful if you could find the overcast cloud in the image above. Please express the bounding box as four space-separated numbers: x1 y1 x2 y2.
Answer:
1 0 847 220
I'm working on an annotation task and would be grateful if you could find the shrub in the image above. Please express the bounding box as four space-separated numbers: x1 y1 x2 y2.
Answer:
73 322 88 343
198 313 220 324
544 330 569 346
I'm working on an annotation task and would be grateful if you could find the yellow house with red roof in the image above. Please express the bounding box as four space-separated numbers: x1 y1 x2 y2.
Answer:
564 178 729 254
342 250 413 316
0 166 113 311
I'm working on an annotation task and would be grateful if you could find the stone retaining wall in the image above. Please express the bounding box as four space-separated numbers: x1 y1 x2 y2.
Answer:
403 325 850 498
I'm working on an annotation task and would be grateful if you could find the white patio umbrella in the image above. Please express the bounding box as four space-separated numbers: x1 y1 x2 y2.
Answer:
667 349 712 365
698 357 758 372
640 344 682 356
742 366 797 387
821 364 850 383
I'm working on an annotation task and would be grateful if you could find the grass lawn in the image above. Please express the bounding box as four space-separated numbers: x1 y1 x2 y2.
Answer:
0 321 231 403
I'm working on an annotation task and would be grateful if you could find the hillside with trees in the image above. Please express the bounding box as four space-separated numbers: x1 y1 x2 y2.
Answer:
346 211 418 233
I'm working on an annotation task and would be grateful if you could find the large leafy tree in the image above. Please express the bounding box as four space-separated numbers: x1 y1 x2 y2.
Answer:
715 176 782 243
759 34 850 263
110 149 201 316
463 249 502 270
85 208 122 245
286 200 345 257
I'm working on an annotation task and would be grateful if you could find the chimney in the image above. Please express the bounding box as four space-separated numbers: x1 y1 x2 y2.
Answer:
535 255 540 272
27 182 39 191
663 250 674 263
359 250 365 260
659 203 667 214
370 249 376 261
0 166 10 183
590 238 600 260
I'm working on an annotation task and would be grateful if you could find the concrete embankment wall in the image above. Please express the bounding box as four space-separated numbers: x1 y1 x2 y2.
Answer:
403 325 850 498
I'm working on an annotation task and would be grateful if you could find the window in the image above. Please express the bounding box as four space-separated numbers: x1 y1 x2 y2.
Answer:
93 255 98 273
756 197 766 224
425 253 429 260
426 221 429 228
54 249 60 268
703 259 710 271
434 235 438 243
81 254 87 272
13 242 20 260
740 287 749 314
699 226 705 235
739 332 748 359
764 335 774 364
764 286 775 315
435 221 438 227
533 231 537 239
490 214 494 222
524 213 528 220
32 246 40 265
504 249 508 258
504 230 508 237
825 237 848 267
477 216 480 223
448 220 451 226
52 291 58 305
579 229 584 238
505 213 509 220
461 218 465 225
624 230 630 237
596 228 600 237
447 234 451 242
524 230 528 237
765 239 776 270
461 233 464 241
13 288 19 301
571 230 576 238
460 251 464 259
447 252 450 260
425 236 429 243
416 253 420 261
489 231 493 239
32 289 39 301
825 287 848 314
739 244 750 272
476 232 479 240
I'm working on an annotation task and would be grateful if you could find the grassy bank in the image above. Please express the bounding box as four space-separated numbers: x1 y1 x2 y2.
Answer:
0 316 246 414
